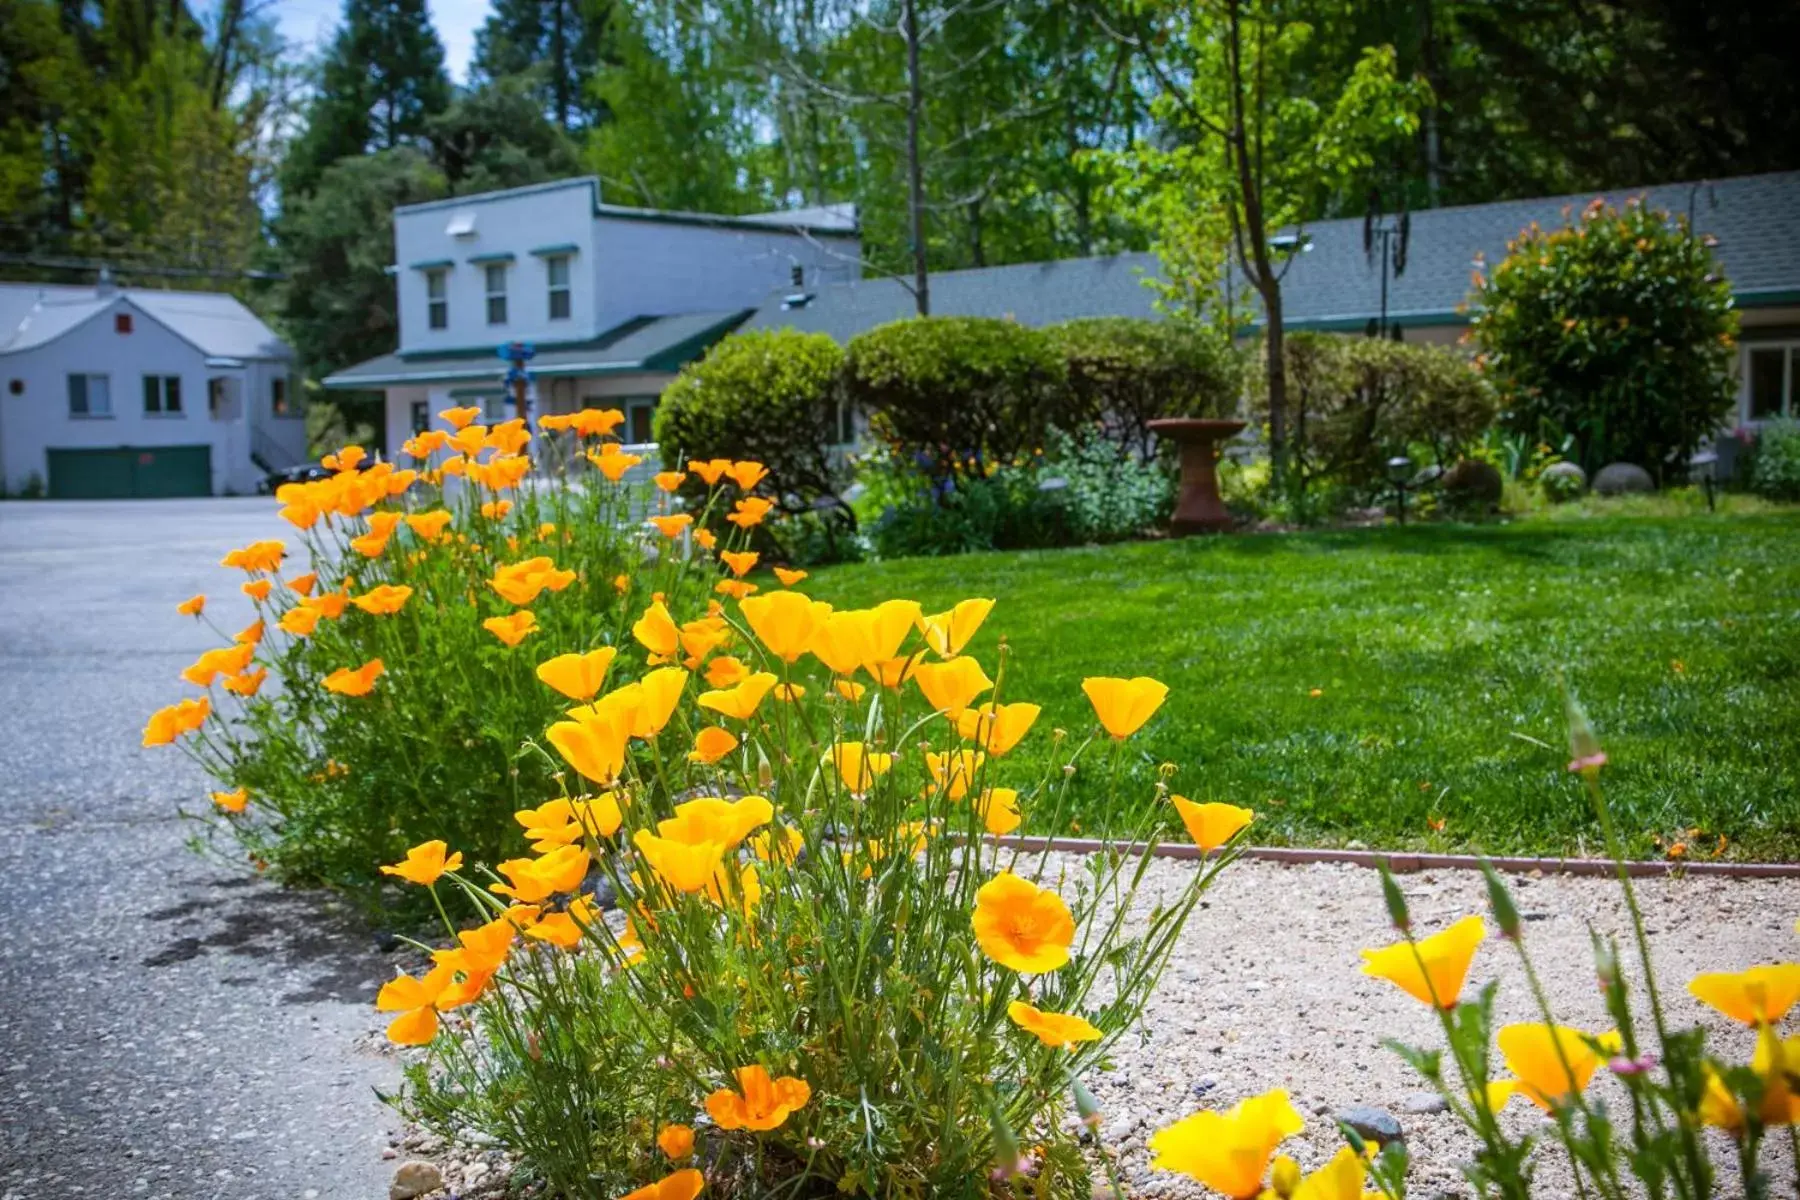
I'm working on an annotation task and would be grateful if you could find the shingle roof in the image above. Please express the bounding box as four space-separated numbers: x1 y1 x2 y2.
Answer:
323 310 752 389
748 170 1800 340
0 282 292 359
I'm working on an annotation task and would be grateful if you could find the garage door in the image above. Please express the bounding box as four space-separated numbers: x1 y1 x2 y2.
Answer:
47 446 212 499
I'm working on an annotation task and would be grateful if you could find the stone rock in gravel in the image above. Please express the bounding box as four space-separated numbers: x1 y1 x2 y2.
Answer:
1103 1113 1138 1142
1593 462 1654 496
389 1160 444 1199
1336 1105 1405 1146
1402 1091 1449 1115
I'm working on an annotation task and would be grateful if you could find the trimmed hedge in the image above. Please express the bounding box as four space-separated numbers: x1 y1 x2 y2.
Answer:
653 328 847 510
1046 317 1242 458
1259 333 1498 495
842 316 1069 476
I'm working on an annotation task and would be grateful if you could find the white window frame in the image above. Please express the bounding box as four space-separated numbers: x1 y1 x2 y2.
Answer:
484 264 508 326
143 374 183 417
1743 341 1800 423
426 269 449 330
271 374 301 419
410 400 430 434
68 372 111 418
545 255 571 321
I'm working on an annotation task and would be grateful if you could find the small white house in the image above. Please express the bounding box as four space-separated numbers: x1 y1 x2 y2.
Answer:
0 277 302 497
322 177 860 452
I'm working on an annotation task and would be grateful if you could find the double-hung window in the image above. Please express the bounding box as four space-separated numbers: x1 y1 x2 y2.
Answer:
68 373 111 417
546 255 571 320
143 374 182 416
1746 343 1800 421
426 269 449 330
485 264 508 326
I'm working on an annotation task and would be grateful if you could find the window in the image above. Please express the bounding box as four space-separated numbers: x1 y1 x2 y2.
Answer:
67 373 111 417
837 400 858 445
410 400 430 435
627 398 656 445
271 375 300 418
114 313 132 334
143 374 182 415
546 255 571 320
426 269 448 330
479 393 511 423
484 264 508 325
1747 345 1794 420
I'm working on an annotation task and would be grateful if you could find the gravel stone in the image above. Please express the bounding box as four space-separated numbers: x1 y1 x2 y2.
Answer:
1335 1105 1405 1146
389 1160 443 1199
1402 1091 1450 1115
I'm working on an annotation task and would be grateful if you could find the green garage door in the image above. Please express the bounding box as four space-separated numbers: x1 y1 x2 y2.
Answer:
47 445 212 499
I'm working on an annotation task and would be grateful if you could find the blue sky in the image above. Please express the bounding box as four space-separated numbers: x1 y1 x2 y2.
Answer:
271 0 491 83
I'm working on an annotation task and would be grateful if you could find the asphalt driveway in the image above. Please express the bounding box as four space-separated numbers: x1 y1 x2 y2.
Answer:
0 499 400 1200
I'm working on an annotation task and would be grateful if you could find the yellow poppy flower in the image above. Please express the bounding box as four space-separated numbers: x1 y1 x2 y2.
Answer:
1360 915 1486 1009
653 470 687 493
568 407 624 438
1006 1001 1102 1047
180 643 256 686
726 496 774 528
1082 676 1170 739
926 749 984 800
972 872 1075 973
177 593 205 616
480 498 512 519
304 590 349 619
656 1124 695 1161
728 460 769 491
546 706 631 785
142 697 210 746
587 444 644 481
705 1065 810 1131
222 668 267 697
953 702 1040 755
1291 1147 1369 1200
697 672 777 720
404 510 453 541
1147 1089 1306 1199
774 567 807 587
286 572 317 596
490 844 591 903
633 830 726 894
484 610 539 647
741 591 833 663
220 539 286 573
694 528 717 550
210 788 249 813
535 648 618 701
648 513 692 539
633 600 681 659
826 741 893 793
490 557 576 606
834 680 867 702
916 598 994 658
379 839 464 885
975 787 1022 836
620 1168 705 1200
1495 1022 1622 1110
242 577 275 601
1699 1027 1800 1130
689 458 732 486
439 404 482 429
912 656 993 715
1689 964 1800 1026
705 655 750 688
750 825 804 864
351 583 413 615
523 895 599 950
323 658 385 696
689 726 739 764
658 796 775 849
278 605 322 637
719 550 759 577
630 667 688 737
1171 797 1255 853
376 964 453 1046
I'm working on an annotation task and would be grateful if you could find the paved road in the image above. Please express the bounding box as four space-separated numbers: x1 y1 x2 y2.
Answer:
0 499 401 1200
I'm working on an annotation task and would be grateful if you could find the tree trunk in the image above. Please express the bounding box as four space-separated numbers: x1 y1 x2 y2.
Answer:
553 0 569 130
1262 281 1288 483
903 0 929 316
1417 0 1441 204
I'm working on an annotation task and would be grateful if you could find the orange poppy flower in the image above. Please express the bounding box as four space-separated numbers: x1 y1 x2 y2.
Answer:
952 702 1040 755
705 655 750 688
1360 915 1487 1009
483 610 539 647
142 697 209 746
376 964 453 1045
773 567 807 587
719 550 759 577
222 668 267 697
689 458 732 486
351 584 413 615
379 839 464 885
535 648 618 701
697 672 777 721
1007 1001 1102 1047
648 513 693 539
971 872 1075 973
653 471 687 493
620 1168 704 1200
177 593 206 616
727 460 769 491
242 578 274 601
1170 797 1255 853
1082 676 1170 739
725 496 774 528
324 658 385 696
210 788 249 813
740 592 832 663
912 656 993 715
656 1124 695 1161
689 726 739 764
286 572 318 596
705 1065 811 1131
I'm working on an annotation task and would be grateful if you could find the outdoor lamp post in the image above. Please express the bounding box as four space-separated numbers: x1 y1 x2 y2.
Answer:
1690 450 1719 512
1387 455 1415 525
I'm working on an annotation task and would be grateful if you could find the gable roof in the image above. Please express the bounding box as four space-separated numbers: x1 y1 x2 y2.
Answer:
747 170 1800 341
322 310 752 389
0 282 292 360
395 176 861 239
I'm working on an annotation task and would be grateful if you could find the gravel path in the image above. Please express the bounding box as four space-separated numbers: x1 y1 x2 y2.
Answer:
1085 854 1798 1197
0 500 400 1200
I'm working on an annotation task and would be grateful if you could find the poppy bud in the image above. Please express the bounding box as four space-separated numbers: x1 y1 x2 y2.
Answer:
1378 864 1410 932
1481 861 1522 940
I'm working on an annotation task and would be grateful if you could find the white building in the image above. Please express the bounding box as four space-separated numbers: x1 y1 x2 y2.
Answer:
322 177 860 452
0 277 302 498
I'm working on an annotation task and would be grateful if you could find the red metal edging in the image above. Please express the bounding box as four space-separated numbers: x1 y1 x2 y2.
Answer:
985 835 1800 881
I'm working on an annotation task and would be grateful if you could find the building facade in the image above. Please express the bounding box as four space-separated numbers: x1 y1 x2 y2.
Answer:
323 177 860 454
0 280 301 498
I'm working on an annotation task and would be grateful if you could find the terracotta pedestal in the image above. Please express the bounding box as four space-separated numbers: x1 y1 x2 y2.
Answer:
1148 417 1247 535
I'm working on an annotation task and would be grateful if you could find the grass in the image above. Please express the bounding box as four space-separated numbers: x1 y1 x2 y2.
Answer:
804 509 1800 861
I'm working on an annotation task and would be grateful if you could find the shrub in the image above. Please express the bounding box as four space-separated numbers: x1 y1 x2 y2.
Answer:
1046 317 1243 459
1746 419 1800 502
1439 458 1504 515
144 413 757 903
654 329 849 515
1256 333 1498 499
375 590 1245 1198
844 316 1068 477
1469 196 1738 479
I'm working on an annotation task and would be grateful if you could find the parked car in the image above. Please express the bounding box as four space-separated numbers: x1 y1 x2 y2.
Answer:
257 464 331 494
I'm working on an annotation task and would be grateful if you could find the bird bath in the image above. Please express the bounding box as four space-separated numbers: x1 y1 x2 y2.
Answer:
1147 418 1247 534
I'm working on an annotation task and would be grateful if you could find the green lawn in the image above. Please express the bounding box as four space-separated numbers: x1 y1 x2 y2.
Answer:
805 512 1800 861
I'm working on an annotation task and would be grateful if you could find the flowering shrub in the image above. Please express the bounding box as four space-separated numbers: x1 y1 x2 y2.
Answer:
1141 693 1800 1200
373 586 1251 1196
143 406 772 898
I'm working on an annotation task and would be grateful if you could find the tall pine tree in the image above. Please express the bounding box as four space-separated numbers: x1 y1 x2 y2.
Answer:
281 0 450 200
470 0 615 131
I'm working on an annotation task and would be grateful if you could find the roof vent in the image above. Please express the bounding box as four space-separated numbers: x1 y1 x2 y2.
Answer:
95 265 117 297
782 292 815 310
446 210 477 238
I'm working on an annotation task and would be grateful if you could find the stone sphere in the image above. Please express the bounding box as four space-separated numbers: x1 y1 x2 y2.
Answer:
1593 462 1654 496
1540 460 1587 502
